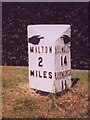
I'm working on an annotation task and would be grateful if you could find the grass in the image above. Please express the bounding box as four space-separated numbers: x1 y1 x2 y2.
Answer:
2 66 28 87
1 66 89 118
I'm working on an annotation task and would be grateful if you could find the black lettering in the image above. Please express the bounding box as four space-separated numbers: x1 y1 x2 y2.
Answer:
30 70 34 76
45 46 48 53
65 80 67 88
43 71 47 78
48 72 52 79
38 46 41 53
30 47 34 52
64 56 67 65
36 70 38 77
35 46 37 53
62 47 63 52
49 47 52 53
61 56 63 66
62 81 63 90
39 71 42 78
38 57 43 67
55 72 56 79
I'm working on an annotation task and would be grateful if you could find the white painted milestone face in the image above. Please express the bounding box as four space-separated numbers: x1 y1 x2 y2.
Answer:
28 24 71 93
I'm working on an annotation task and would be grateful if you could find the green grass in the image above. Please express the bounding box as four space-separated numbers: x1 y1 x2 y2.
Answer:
2 66 28 88
2 66 89 118
13 98 38 118
71 69 88 89
71 69 89 80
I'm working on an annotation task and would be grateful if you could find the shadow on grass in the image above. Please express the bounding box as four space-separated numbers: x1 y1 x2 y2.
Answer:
71 78 80 87
32 89 50 96
31 77 80 98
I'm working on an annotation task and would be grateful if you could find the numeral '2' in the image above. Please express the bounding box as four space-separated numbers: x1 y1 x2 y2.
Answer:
38 57 43 67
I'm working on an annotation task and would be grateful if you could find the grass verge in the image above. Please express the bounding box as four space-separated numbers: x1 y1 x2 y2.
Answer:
2 66 89 118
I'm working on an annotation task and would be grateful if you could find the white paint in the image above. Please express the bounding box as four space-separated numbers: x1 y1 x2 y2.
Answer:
27 24 72 93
